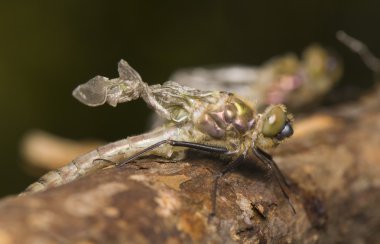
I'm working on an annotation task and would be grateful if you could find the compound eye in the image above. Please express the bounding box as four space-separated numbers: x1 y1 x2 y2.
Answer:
262 106 287 138
276 122 294 140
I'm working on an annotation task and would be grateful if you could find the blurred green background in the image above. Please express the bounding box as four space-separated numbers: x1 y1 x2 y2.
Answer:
0 1 379 196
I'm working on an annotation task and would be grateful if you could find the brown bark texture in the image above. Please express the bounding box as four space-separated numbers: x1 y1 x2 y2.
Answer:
1 87 380 244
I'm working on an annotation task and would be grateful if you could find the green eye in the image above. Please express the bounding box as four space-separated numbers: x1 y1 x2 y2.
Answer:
262 106 287 137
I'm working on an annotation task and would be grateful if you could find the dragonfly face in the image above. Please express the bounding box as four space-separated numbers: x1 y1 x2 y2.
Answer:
254 104 294 149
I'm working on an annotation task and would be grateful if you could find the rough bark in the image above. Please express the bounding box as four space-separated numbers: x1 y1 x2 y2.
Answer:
0 87 380 244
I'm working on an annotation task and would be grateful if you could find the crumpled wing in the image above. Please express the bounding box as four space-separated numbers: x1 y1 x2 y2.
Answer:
72 60 143 107
72 59 216 124
72 76 111 107
118 59 142 81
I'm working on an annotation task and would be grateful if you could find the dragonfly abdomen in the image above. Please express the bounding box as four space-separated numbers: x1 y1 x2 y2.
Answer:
21 150 110 194
21 125 183 194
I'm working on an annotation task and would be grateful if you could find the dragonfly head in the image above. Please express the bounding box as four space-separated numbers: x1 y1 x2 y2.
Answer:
254 104 294 149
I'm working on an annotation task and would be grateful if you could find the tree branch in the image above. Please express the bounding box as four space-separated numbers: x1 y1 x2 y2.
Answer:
0 87 380 243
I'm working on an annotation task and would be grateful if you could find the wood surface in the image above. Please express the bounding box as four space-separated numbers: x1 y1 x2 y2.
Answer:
0 86 379 243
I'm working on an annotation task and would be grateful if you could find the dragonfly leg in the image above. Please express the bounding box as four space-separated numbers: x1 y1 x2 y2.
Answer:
117 139 229 167
252 147 296 214
256 148 291 187
209 154 244 219
116 139 237 218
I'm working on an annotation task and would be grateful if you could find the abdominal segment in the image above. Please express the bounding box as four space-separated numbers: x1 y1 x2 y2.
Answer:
21 125 183 194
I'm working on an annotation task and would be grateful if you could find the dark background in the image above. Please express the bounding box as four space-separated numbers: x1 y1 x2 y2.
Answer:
0 1 379 196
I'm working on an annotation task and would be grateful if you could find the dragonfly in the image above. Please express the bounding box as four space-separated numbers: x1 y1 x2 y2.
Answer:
22 60 295 215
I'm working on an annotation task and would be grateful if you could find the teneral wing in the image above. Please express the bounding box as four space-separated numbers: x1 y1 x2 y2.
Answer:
72 75 112 107
72 59 217 124
148 81 216 123
118 59 142 81
72 60 144 107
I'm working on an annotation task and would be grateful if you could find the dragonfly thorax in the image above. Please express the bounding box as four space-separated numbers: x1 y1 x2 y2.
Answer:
194 93 256 139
